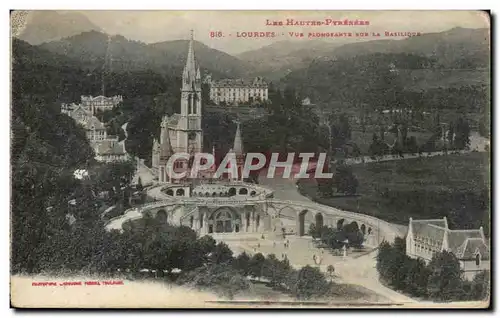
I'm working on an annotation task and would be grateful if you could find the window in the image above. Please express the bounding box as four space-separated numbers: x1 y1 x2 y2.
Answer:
475 253 481 266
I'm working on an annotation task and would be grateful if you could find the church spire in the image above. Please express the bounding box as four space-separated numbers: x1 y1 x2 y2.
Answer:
233 121 244 155
182 29 197 89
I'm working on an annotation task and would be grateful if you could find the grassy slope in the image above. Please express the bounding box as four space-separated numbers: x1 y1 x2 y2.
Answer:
400 69 489 91
298 152 490 231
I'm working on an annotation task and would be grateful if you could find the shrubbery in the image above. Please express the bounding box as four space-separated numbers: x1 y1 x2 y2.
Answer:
309 221 364 249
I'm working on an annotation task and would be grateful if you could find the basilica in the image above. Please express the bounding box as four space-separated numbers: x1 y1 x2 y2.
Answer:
151 32 245 183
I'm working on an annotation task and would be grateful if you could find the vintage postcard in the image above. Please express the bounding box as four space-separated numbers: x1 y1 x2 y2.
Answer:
10 10 491 308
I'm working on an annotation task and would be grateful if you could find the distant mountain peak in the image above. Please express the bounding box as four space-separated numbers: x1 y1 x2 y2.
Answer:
16 10 102 45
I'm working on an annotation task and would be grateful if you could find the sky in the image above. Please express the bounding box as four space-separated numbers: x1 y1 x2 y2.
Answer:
80 11 489 54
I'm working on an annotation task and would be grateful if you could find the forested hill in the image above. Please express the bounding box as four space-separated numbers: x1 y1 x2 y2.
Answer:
330 27 490 69
38 31 253 79
12 37 98 272
13 38 180 104
281 52 489 116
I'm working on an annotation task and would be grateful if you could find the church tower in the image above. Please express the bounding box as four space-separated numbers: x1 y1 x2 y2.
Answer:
153 30 204 183
177 30 203 156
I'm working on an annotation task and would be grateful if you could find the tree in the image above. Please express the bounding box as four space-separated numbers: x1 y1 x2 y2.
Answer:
326 265 335 282
333 164 358 195
337 219 345 230
233 252 251 276
330 113 351 149
471 270 490 301
198 235 217 260
308 223 319 239
317 177 334 198
292 265 330 300
249 253 266 280
136 177 143 191
427 251 464 301
376 238 408 288
263 254 289 287
403 257 430 297
211 242 234 265
342 222 364 248
453 117 471 150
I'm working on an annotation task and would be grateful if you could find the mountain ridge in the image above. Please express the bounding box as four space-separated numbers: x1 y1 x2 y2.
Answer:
37 30 253 79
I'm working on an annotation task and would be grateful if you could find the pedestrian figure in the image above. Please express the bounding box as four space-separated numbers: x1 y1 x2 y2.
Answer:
258 243 260 248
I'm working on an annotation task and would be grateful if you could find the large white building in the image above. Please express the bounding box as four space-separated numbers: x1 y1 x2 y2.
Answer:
81 95 123 114
205 76 268 106
406 217 490 280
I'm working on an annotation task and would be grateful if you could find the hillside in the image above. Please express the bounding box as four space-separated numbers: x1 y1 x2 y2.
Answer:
38 31 253 78
281 51 489 120
237 40 346 80
150 40 253 78
15 10 102 45
331 27 490 68
280 28 490 113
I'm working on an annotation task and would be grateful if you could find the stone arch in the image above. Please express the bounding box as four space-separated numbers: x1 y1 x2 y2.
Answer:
212 192 217 197
156 209 168 224
220 192 224 196
315 213 324 229
176 188 185 196
239 188 248 195
298 209 308 236
348 221 359 232
278 206 297 219
166 189 174 196
250 190 256 196
205 192 210 196
209 207 241 233
228 187 237 196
